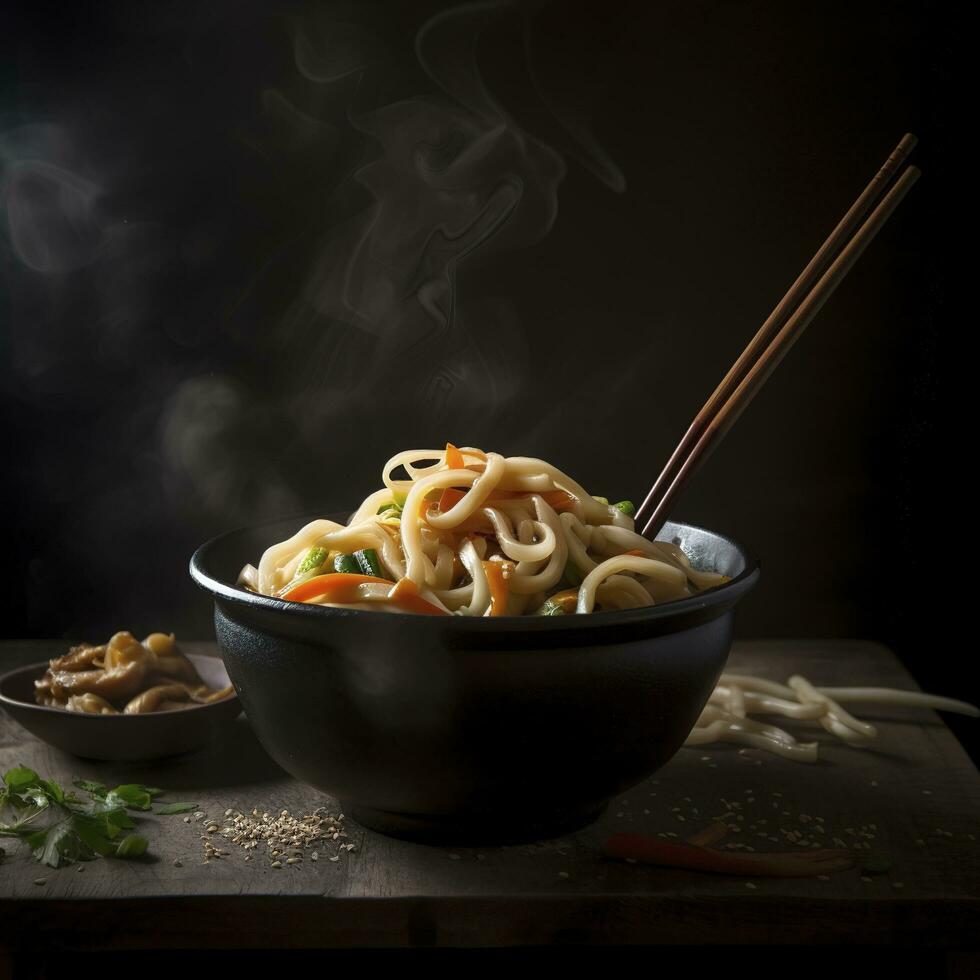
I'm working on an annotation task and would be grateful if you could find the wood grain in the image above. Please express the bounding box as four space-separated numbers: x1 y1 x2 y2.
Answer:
1 640 977 948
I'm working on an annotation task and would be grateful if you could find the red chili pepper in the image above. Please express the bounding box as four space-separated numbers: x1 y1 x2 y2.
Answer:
602 832 854 877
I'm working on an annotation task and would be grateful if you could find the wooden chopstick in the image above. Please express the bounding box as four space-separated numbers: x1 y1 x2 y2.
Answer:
639 162 920 541
633 133 919 534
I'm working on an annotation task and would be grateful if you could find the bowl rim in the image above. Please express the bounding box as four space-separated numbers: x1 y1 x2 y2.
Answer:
0 652 239 720
189 512 760 633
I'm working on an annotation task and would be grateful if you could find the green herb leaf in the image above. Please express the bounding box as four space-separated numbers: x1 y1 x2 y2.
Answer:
73 779 109 797
3 767 41 791
27 817 79 868
613 500 636 517
154 802 199 815
115 835 149 858
105 784 153 811
0 767 163 868
69 814 117 857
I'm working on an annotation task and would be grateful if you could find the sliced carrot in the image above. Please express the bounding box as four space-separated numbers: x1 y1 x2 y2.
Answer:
624 549 648 557
280 573 390 604
445 442 466 470
438 487 466 513
281 572 449 615
482 560 510 616
386 578 450 616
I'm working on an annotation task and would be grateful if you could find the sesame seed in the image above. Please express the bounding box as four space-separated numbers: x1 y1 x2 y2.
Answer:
745 882 756 889
558 871 570 879
34 878 47 886
922 790 932 796
286 858 301 865
271 861 282 869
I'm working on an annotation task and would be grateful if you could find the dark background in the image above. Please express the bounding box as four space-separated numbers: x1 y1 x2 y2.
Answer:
1 3 971 743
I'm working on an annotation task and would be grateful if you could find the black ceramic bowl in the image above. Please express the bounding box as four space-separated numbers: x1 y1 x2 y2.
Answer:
0 654 241 761
190 514 759 843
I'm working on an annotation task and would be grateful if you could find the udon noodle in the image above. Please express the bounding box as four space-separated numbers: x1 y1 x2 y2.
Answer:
240 444 730 616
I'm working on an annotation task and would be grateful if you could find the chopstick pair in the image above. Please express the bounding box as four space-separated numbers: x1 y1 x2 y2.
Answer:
635 135 921 542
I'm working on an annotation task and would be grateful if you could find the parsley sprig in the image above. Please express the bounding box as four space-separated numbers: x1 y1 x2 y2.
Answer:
0 765 177 868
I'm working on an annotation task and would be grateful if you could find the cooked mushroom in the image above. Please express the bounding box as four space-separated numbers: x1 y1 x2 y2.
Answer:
34 631 233 714
123 684 193 714
141 632 205 685
47 658 148 704
66 693 120 714
48 643 107 673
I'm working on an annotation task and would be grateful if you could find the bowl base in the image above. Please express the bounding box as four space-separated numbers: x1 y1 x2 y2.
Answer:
345 800 609 845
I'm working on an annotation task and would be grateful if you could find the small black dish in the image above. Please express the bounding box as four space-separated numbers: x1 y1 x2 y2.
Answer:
0 654 242 761
190 514 759 843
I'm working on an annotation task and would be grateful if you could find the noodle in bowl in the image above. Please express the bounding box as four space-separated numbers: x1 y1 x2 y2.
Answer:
190 460 759 842
239 445 730 618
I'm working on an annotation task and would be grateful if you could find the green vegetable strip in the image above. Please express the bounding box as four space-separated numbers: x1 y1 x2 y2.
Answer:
560 563 584 589
297 546 328 576
354 548 385 579
333 553 360 575
613 500 636 517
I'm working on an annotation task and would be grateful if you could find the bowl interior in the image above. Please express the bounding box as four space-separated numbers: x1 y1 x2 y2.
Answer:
192 511 756 629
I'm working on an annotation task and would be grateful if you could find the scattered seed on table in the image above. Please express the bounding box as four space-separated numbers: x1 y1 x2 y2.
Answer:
745 882 756 889
271 861 282 868
558 871 570 879
173 859 182 868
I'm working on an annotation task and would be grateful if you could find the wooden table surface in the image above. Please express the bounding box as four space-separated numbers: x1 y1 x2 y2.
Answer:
1 639 978 950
